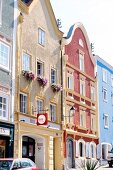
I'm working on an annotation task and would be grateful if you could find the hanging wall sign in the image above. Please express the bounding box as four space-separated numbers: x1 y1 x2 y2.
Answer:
37 113 48 125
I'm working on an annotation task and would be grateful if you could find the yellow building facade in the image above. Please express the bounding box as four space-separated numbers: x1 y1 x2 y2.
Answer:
14 0 63 169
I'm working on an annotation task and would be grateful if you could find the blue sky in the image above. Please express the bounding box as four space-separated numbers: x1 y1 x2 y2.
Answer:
50 0 113 65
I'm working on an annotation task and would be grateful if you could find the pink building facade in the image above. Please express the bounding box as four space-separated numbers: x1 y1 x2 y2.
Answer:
62 23 99 168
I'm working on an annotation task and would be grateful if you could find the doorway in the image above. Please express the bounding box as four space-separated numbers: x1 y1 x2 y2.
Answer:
22 136 35 162
66 139 74 168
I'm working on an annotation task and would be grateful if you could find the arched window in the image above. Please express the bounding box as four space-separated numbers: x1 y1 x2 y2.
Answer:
79 39 84 47
90 142 96 158
91 144 94 158
79 142 84 157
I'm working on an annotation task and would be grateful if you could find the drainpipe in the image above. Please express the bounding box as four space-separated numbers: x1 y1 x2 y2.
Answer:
11 0 18 122
60 39 64 122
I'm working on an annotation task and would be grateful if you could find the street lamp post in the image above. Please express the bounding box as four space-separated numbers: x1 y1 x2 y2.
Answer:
63 106 76 123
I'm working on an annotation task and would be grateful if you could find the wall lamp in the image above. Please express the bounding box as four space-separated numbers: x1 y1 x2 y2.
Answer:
63 106 76 123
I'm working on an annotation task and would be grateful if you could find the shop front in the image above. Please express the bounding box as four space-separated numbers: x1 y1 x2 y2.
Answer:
0 122 14 158
14 112 63 170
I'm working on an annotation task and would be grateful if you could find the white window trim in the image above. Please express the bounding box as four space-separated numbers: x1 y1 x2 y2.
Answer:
104 114 109 128
103 88 107 102
20 93 27 113
111 75 113 87
0 93 9 120
37 60 44 77
102 68 107 83
37 99 43 114
90 86 96 101
51 67 57 84
80 79 85 96
67 72 74 90
78 139 85 158
80 110 86 128
90 142 96 158
22 52 30 71
50 104 56 122
0 41 10 71
79 53 84 71
0 0 2 26
79 39 84 47
38 28 45 46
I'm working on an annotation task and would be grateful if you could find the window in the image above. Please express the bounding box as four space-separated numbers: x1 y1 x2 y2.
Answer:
79 142 84 157
51 68 56 84
50 104 56 122
37 99 43 113
67 72 74 90
38 28 45 46
111 93 113 105
91 115 95 130
20 93 27 113
79 39 84 47
0 0 2 26
91 144 95 158
111 75 113 87
102 69 107 83
104 114 109 128
0 94 8 120
0 41 10 70
103 88 107 101
37 61 43 76
79 53 84 71
91 86 95 101
80 110 86 127
80 79 85 96
22 53 30 71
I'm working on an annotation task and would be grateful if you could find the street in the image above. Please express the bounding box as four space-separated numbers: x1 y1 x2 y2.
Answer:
98 164 113 170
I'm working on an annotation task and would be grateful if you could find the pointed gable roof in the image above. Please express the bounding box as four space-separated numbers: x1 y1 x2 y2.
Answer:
18 0 63 38
63 22 95 66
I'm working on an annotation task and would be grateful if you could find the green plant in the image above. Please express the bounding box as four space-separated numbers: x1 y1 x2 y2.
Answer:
76 159 100 170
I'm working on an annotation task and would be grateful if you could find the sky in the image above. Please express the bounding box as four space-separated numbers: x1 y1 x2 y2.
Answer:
50 0 113 66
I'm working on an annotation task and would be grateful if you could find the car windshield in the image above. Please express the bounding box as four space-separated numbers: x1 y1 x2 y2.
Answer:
0 160 13 170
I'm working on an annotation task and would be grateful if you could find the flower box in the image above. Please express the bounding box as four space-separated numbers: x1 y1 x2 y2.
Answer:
51 83 62 92
37 76 47 87
22 70 35 81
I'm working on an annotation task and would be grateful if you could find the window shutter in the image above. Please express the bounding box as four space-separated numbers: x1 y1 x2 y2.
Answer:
83 142 85 157
89 143 91 158
76 141 79 157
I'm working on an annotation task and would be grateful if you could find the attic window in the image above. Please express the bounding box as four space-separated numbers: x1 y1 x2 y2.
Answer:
79 39 84 47
21 0 33 5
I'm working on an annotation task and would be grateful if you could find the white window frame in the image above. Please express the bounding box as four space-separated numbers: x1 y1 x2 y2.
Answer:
111 75 113 87
104 114 109 128
0 41 10 71
22 53 30 71
90 142 96 158
50 104 56 122
91 86 96 101
80 110 86 127
91 114 95 131
102 69 107 83
0 0 2 26
78 140 85 157
20 93 27 113
103 88 107 101
79 39 84 47
80 79 85 96
37 61 44 77
38 28 45 46
37 99 43 114
0 94 9 120
51 68 56 84
67 72 74 90
79 53 84 71
111 92 113 105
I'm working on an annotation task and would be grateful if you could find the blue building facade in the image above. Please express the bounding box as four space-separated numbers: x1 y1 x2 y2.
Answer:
96 56 113 162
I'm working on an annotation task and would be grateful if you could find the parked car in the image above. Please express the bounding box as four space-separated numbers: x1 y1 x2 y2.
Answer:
107 150 113 167
0 158 38 170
